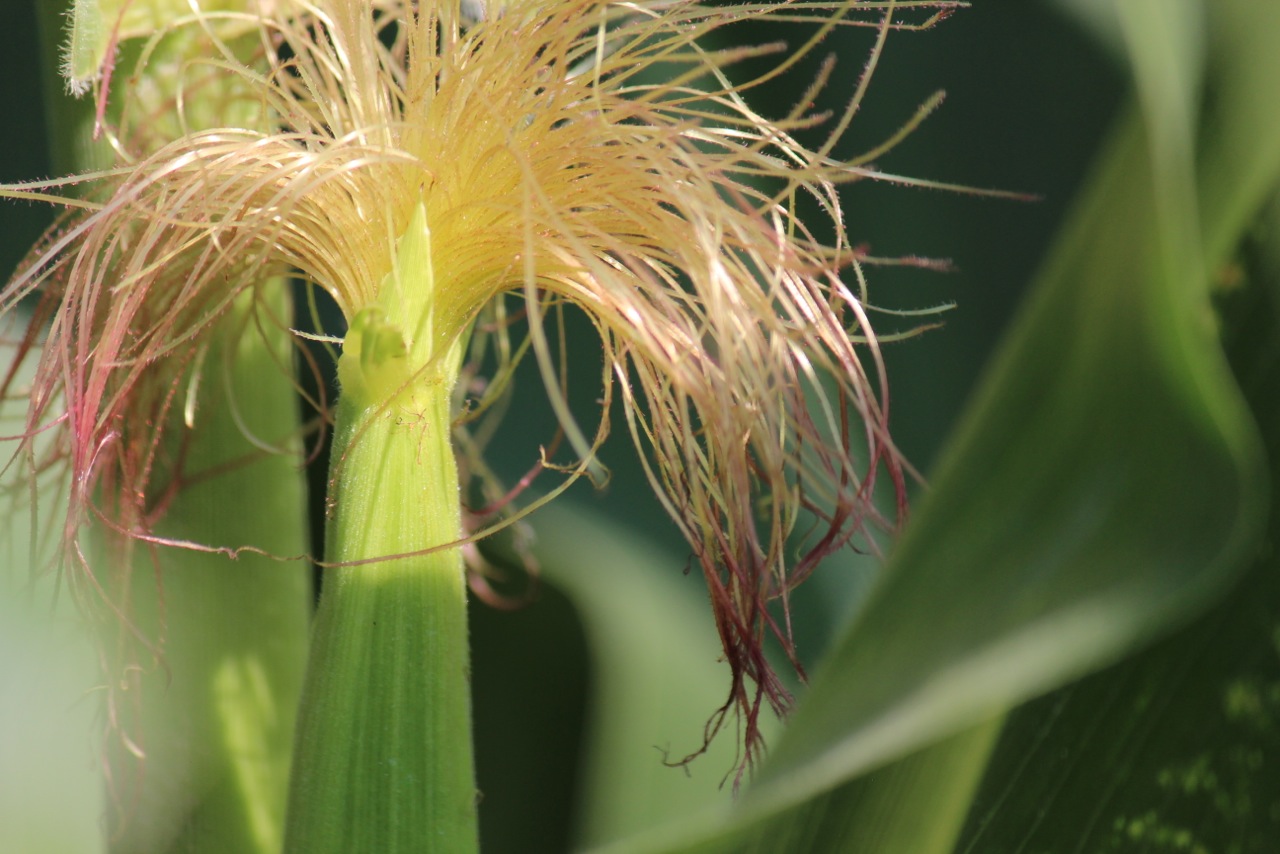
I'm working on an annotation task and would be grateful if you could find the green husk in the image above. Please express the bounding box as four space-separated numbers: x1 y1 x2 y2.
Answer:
36 4 313 852
284 202 478 853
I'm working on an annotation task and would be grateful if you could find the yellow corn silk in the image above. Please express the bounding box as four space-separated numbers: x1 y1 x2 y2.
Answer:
8 0 956 785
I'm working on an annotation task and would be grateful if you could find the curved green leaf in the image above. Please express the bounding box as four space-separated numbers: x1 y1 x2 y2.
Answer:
597 1 1272 850
954 456 1280 853
534 503 781 848
954 74 1280 850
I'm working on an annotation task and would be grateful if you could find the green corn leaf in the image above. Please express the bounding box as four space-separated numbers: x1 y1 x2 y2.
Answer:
534 503 783 848
591 0 1274 850
1 314 104 854
953 195 1280 850
952 0 1280 844
24 6 314 852
64 0 256 93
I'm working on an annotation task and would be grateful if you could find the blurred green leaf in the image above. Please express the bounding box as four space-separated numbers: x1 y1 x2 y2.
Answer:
953 82 1280 853
954 455 1280 853
0 572 103 854
1196 0 1280 262
534 503 783 848
1 316 103 854
588 0 1275 850
952 0 1280 845
621 718 1004 854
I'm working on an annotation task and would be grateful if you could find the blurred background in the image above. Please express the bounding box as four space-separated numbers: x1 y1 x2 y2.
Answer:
0 2 1128 851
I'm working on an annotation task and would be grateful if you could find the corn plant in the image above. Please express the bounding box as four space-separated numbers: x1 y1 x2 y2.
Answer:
2 1 1278 852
